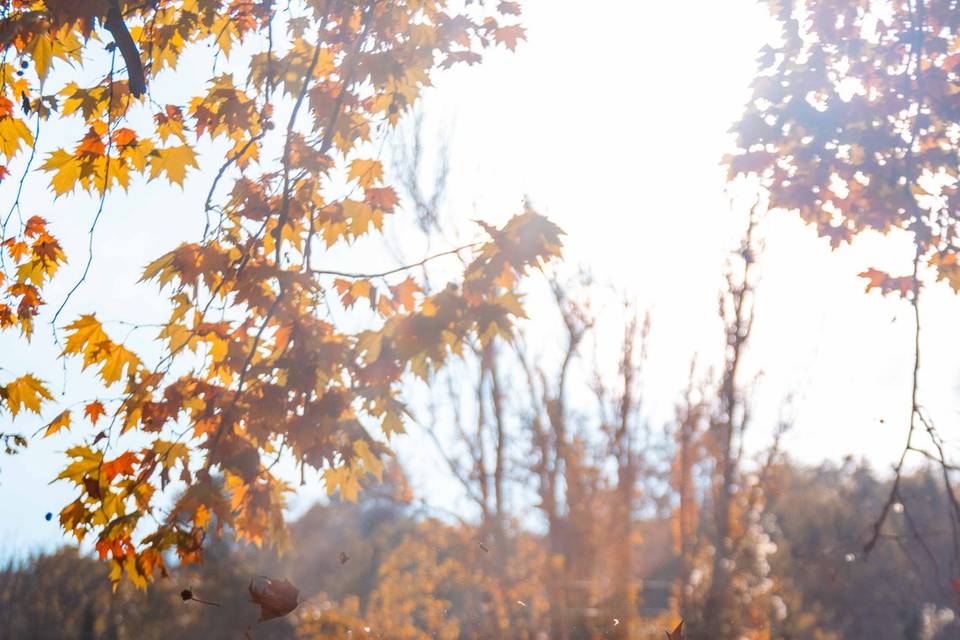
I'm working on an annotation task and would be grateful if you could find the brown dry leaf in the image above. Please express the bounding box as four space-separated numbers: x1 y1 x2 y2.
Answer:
249 576 299 621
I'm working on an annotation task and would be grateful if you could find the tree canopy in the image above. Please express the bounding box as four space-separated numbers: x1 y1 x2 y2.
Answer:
729 0 960 278
0 0 561 588
728 0 960 583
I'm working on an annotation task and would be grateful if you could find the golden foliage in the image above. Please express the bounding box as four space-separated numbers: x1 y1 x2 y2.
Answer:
0 0 558 589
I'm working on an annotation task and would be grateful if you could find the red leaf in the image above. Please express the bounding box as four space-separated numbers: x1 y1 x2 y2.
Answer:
102 451 138 482
84 400 106 425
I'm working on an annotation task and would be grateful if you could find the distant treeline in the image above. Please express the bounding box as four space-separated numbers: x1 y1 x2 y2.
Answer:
0 460 956 640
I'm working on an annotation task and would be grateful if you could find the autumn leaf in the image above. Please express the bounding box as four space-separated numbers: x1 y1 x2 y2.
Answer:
152 439 190 470
39 149 81 196
249 576 300 621
26 33 54 81
98 343 141 385
324 465 362 502
84 400 106 425
102 451 138 482
111 127 137 149
348 159 384 188
57 445 103 484
43 410 72 437
0 115 33 161
148 145 199 186
391 277 420 313
63 314 109 362
495 25 526 51
666 621 684 640
3 374 53 417
365 186 399 212
858 268 914 298
334 278 374 309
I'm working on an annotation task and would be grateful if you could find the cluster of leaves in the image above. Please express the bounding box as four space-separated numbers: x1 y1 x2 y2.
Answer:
0 214 64 465
0 0 561 588
727 0 960 292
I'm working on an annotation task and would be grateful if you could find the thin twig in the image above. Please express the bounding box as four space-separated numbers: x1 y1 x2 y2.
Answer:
311 243 479 280
51 50 120 336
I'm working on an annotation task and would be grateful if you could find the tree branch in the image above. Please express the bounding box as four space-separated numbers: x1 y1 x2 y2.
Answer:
104 0 146 97
310 243 479 280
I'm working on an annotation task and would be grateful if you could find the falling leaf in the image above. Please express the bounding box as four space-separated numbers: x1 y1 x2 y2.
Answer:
666 621 684 640
249 576 299 621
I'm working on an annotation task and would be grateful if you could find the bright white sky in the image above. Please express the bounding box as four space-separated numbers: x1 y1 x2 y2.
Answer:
3 0 960 556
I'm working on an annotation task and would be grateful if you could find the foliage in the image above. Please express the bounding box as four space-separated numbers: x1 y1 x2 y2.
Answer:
0 0 562 588
727 0 960 586
728 0 960 289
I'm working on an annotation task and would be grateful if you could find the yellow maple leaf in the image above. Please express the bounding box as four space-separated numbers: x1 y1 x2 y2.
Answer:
348 159 384 188
0 116 34 161
353 439 384 482
43 410 72 437
3 374 53 417
63 314 109 364
140 250 177 286
343 199 380 235
40 149 82 196
148 145 199 186
99 343 141 385
27 32 54 80
56 445 104 484
323 465 361 502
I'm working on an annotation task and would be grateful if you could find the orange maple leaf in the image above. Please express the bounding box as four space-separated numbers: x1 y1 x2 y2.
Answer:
84 400 106 425
102 451 139 482
858 268 914 298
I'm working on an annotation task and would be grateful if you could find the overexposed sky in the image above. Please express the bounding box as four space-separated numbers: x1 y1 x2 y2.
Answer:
3 0 959 555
